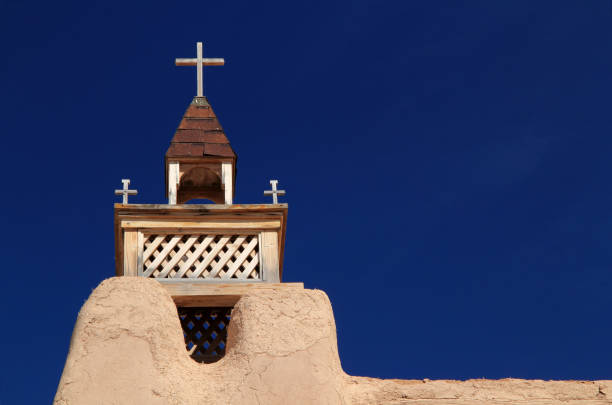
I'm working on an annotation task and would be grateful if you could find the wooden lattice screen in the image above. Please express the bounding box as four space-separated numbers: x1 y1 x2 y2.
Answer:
140 234 261 280
178 307 232 363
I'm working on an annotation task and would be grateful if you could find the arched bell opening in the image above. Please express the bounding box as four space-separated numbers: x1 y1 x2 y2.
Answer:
177 166 224 204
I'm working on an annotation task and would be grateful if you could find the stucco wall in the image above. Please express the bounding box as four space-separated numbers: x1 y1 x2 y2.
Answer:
54 277 611 404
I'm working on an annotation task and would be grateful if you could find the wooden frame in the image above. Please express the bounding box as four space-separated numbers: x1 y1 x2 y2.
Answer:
137 232 263 280
165 157 237 204
171 282 304 306
114 204 288 283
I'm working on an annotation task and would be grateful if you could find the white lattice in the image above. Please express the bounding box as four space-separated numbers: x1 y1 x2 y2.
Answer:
140 234 261 280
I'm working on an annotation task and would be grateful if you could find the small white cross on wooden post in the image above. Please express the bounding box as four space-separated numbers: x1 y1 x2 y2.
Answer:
175 42 225 97
115 179 138 204
264 180 286 204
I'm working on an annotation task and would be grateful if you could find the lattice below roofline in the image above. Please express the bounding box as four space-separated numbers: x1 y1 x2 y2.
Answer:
139 233 262 280
178 307 231 363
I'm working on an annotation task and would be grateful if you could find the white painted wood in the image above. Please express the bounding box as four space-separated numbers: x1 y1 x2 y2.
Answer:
175 58 225 66
174 42 225 97
222 162 233 205
196 42 203 97
115 179 138 204
263 179 285 204
168 162 179 204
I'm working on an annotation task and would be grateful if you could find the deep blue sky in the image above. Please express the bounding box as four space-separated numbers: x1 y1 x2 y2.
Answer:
2 1 612 402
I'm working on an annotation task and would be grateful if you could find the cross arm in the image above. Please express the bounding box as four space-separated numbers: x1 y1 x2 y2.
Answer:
115 190 138 195
175 58 225 66
264 190 286 195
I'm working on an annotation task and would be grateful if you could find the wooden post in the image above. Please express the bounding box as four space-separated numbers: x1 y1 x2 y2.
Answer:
196 42 203 97
123 230 138 276
261 231 280 282
222 162 233 205
168 162 179 204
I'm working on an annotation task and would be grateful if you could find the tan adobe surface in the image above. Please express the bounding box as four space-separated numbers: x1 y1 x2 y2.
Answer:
54 277 612 404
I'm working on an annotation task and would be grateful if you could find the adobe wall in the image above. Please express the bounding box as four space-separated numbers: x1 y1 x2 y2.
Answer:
54 277 611 404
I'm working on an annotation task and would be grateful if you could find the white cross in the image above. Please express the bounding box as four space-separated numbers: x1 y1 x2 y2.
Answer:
264 180 286 204
115 179 138 204
175 42 225 97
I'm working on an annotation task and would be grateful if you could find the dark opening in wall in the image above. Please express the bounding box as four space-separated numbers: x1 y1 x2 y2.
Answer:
177 307 232 363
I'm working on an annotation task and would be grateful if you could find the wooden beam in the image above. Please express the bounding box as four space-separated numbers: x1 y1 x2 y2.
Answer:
160 282 304 307
174 295 242 307
175 58 225 66
120 220 281 230
221 162 233 205
123 231 138 276
168 162 179 204
196 42 203 97
261 231 280 282
115 203 287 212
114 204 288 280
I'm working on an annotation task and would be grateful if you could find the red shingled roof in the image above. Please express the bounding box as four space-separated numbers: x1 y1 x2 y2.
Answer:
166 97 236 159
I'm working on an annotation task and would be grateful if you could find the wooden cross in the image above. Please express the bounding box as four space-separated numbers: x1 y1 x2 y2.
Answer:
175 42 225 97
115 179 138 204
264 180 286 204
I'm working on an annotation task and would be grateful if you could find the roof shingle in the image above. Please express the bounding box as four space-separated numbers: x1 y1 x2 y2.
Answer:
165 97 236 159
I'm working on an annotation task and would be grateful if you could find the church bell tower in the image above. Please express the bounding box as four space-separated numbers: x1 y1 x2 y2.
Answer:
112 42 299 362
165 96 236 205
167 41 235 205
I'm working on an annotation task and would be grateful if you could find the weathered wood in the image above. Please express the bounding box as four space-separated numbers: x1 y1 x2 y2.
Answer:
175 58 225 66
143 236 181 277
174 235 214 278
221 162 233 205
123 231 138 276
136 231 144 276
121 220 281 229
263 179 286 204
115 179 138 204
196 42 203 97
114 204 288 280
142 235 165 264
138 233 263 281
138 228 260 235
115 203 287 211
207 236 245 278
190 236 230 278
156 235 198 278
224 237 258 279
164 282 304 307
168 162 179 204
239 253 260 280
175 42 225 97
261 231 280 282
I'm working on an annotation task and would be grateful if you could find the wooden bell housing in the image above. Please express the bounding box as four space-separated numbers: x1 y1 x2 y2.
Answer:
165 97 236 204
